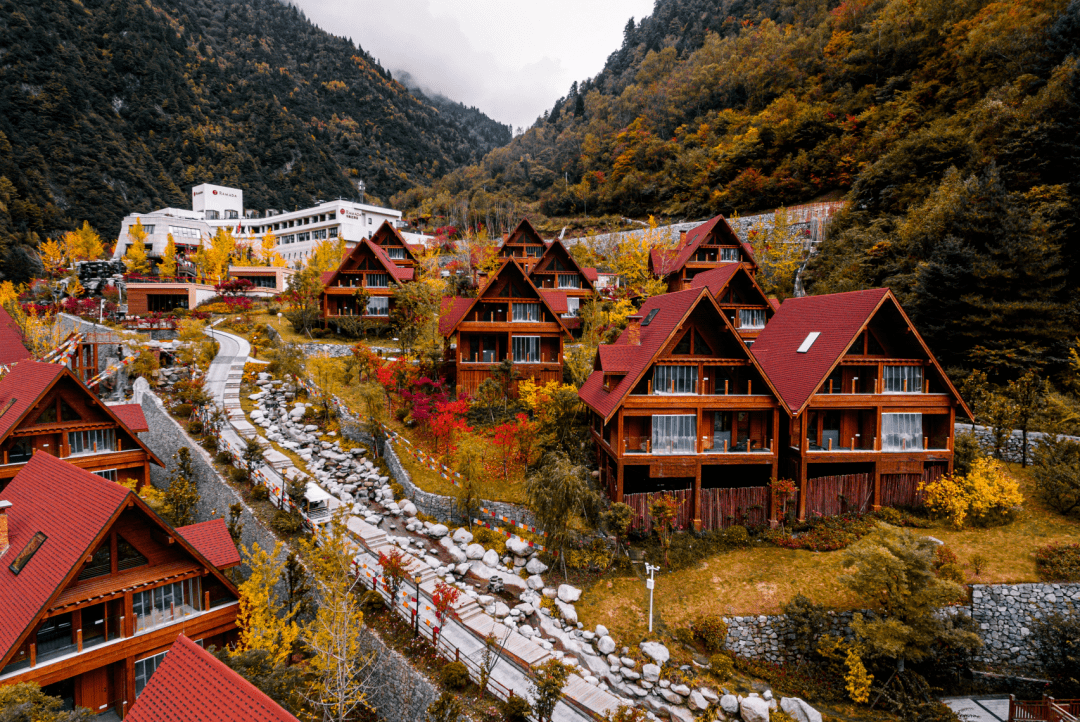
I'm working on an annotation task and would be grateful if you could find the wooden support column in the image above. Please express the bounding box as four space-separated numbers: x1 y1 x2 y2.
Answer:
692 463 702 532
872 404 883 510
769 409 780 528
798 413 808 521
947 406 956 474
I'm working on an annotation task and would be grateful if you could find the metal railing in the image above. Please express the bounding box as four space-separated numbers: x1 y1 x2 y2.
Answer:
1010 696 1080 722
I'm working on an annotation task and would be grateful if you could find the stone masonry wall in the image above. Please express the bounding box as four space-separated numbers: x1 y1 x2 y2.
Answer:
971 583 1080 669
956 423 1080 464
357 627 439 722
723 611 857 664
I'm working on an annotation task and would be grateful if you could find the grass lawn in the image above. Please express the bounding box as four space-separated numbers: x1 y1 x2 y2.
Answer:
577 463 1080 647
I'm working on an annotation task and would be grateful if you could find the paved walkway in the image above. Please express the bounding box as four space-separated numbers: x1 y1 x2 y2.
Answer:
942 696 1010 721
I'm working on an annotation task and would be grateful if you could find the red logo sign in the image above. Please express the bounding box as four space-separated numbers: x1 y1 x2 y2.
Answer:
339 209 344 215
212 190 218 195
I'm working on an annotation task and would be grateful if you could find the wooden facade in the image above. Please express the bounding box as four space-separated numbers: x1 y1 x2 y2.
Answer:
650 215 758 293
0 455 240 718
125 283 216 315
227 266 296 294
579 289 785 530
318 238 414 325
497 219 548 270
367 220 421 269
0 362 163 492
440 260 571 397
525 240 597 332
690 264 777 342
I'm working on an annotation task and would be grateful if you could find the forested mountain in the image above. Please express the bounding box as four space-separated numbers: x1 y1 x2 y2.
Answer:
395 0 1080 377
0 0 510 273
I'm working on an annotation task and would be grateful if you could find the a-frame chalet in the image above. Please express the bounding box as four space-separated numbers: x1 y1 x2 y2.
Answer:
319 238 414 325
578 288 785 531
0 454 240 717
751 288 971 520
0 361 163 492
367 220 422 270
439 259 571 397
525 240 598 330
650 215 758 293
689 264 778 343
496 219 548 270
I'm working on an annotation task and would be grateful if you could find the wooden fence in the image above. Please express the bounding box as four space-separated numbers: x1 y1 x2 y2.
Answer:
625 486 769 533
804 474 873 517
881 466 943 508
1009 695 1080 722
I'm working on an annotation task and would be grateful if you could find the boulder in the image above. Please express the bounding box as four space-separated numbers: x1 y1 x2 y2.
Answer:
659 689 682 705
667 705 695 722
526 558 549 575
740 696 770 722
507 537 532 557
466 544 486 560
401 501 417 517
557 584 582 603
438 537 457 552
482 549 500 567
688 691 709 711
699 688 719 704
671 685 691 697
429 524 449 538
642 664 661 682
720 695 739 714
555 601 578 625
493 603 510 618
447 546 467 564
780 698 822 722
597 636 617 655
452 527 474 544
527 575 545 590
595 624 609 637
640 642 670 665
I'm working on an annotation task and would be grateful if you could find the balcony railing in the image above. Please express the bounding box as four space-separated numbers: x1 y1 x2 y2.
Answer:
803 435 951 452
621 436 773 455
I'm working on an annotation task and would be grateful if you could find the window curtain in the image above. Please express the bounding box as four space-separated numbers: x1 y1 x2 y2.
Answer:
882 413 922 450
652 415 696 454
68 429 116 455
884 366 924 393
720 248 740 262
739 309 766 329
512 336 540 363
512 303 540 321
366 273 389 288
653 366 698 394
558 274 581 289
564 297 580 317
366 296 389 316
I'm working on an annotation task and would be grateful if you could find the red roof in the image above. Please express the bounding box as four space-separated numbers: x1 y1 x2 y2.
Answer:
0 454 131 662
688 264 741 296
650 215 756 277
0 307 31 366
582 267 599 283
539 290 568 314
438 260 572 338
109 403 148 433
0 361 65 441
177 519 241 569
323 238 412 290
529 240 597 294
438 297 473 336
750 288 891 413
126 635 299 722
319 271 335 287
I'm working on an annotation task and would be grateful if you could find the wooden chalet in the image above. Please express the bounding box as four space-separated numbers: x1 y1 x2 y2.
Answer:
0 307 31 367
439 259 571 397
0 454 240 718
525 239 598 331
319 237 414 324
126 635 298 722
578 288 785 531
367 220 422 269
689 264 778 343
496 218 548 270
0 361 163 492
751 288 970 520
650 215 758 293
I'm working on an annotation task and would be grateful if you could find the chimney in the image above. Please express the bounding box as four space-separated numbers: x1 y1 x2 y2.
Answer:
0 500 11 554
679 230 687 242
627 314 643 345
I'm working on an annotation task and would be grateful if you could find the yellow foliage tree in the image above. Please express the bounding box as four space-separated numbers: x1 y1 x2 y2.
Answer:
16 306 64 358
920 456 1024 529
519 378 578 421
201 227 237 283
63 221 106 262
119 478 167 516
306 236 346 274
236 542 300 667
257 230 285 267
38 237 68 278
844 648 873 704
66 275 85 298
160 234 178 279
747 207 807 299
123 220 151 275
611 216 672 300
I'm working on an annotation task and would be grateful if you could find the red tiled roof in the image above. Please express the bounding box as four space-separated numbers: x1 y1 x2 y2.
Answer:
582 267 598 283
768 296 781 312
0 307 31 366
438 297 473 336
597 345 634 374
750 288 891 413
109 403 148 433
650 215 756 277
688 264 741 296
319 271 335 287
176 519 241 569
529 240 597 293
0 454 131 662
0 361 64 441
539 290 568 314
438 260 572 337
126 635 299 722
367 240 413 282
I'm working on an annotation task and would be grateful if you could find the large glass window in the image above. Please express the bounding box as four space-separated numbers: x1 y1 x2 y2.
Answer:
739 309 766 329
133 579 201 634
653 366 698 394
68 429 116 456
882 413 922 451
720 248 740 262
564 297 580 317
168 226 200 239
884 366 924 393
134 650 168 697
365 296 389 316
512 336 540 363
512 303 540 322
366 273 390 288
651 415 696 455
387 247 406 259
557 274 580 289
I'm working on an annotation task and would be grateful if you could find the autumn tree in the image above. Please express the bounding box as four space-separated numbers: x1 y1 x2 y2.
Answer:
198 227 237 283
283 549 314 622
307 236 346 274
1007 371 1047 467
0 683 94 721
747 207 806 298
390 281 440 356
1032 435 1080 515
162 447 199 526
159 234 178 279
63 221 105 262
123 220 151 275
282 268 324 336
649 495 679 567
431 581 460 645
529 659 572 722
525 451 598 575
257 230 285 266
235 541 301 666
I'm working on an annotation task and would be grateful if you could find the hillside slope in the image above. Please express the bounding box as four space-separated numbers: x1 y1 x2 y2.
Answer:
0 0 510 257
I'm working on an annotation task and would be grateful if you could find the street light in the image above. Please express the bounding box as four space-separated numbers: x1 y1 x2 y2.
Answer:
413 573 423 637
645 563 659 632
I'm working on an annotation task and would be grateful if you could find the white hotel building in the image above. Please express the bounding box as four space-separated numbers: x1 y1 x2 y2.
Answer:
112 183 405 266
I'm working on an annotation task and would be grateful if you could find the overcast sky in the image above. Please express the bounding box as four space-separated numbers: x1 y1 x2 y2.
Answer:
290 0 657 129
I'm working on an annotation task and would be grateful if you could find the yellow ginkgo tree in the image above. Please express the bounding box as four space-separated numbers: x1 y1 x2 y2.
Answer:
159 234 178 279
122 220 151 275
63 221 106 262
234 541 301 667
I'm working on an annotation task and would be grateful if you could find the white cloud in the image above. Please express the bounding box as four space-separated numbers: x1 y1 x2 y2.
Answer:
290 0 655 129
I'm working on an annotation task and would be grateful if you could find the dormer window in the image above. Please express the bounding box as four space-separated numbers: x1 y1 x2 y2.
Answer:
720 248 740 262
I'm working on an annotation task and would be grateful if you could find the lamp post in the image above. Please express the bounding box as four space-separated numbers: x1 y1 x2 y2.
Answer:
413 573 423 637
645 563 659 632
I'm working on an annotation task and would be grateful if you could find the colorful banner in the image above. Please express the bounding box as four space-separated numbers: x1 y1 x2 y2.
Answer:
86 354 135 388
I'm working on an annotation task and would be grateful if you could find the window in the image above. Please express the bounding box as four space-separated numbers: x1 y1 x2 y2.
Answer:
512 303 540 322
78 543 111 580
297 232 310 242
882 413 922 451
35 404 57 424
329 227 338 237
563 297 580 317
142 225 155 235
720 248 740 262
652 415 696 454
8 532 46 575
884 366 924 393
312 229 327 240
133 579 201 634
366 273 389 288
60 400 79 422
68 428 116 455
387 247 405 260
205 210 219 220
368 217 373 225
134 650 168 697
93 469 117 481
526 246 542 257
7 440 32 463
797 332 821 353
224 210 238 219
365 297 389 316
512 336 540 363
117 537 148 571
557 273 580 289
739 309 766 329
282 235 294 244
168 226 201 239
653 366 698 394
642 308 660 326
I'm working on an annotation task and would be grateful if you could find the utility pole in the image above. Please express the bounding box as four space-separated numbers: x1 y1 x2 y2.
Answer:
645 563 659 632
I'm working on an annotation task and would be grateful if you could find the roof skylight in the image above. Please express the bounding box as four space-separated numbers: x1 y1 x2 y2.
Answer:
796 332 821 353
642 308 660 326
8 532 47 575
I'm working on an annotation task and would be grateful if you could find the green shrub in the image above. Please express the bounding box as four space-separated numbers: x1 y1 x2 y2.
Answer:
229 467 248 484
310 327 328 339
270 510 303 535
390 482 405 500
674 627 694 647
499 693 532 722
723 525 750 547
359 590 384 613
1033 611 1080 696
692 614 729 652
1036 542 1080 581
250 485 269 502
709 653 735 682
174 403 193 418
187 420 203 435
440 660 470 690
215 451 232 465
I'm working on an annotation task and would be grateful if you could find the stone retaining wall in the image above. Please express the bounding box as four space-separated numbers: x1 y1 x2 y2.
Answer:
955 423 1080 464
723 611 857 664
358 627 439 722
971 583 1080 669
